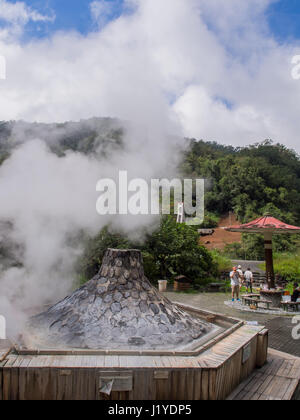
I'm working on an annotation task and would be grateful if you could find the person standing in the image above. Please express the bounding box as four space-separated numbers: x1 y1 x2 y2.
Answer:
244 268 254 293
291 283 300 303
237 265 244 290
230 267 242 302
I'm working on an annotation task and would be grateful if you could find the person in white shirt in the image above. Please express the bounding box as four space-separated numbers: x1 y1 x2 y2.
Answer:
244 268 253 293
237 265 244 290
230 267 242 302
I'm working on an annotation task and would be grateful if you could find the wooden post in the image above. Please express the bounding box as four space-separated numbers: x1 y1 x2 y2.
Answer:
264 232 275 289
256 329 268 368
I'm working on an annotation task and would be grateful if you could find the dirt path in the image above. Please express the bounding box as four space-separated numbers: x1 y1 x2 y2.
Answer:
200 213 241 250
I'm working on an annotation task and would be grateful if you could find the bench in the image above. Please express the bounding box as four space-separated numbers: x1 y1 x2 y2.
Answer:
241 294 260 305
242 296 272 310
281 301 300 312
242 296 259 307
209 283 224 292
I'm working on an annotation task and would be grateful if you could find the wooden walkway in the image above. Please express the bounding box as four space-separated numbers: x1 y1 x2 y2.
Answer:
0 340 12 363
227 348 300 400
1 325 267 400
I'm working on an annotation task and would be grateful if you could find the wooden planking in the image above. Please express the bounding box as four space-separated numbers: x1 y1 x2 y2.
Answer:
169 370 180 400
0 324 267 400
18 357 34 400
198 325 263 370
155 370 173 400
0 340 13 363
227 349 300 401
256 329 268 368
5 324 264 370
131 369 154 400
193 368 202 400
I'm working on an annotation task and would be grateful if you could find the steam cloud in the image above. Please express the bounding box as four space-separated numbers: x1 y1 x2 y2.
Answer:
0 2 188 338
0 116 183 339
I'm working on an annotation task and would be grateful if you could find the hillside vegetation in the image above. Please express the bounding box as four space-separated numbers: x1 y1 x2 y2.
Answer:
1 119 300 282
183 139 300 259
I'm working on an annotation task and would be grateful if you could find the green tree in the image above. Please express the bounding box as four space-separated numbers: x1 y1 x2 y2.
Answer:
144 216 214 284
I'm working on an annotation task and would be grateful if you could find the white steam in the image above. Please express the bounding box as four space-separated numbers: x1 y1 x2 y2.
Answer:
0 115 182 339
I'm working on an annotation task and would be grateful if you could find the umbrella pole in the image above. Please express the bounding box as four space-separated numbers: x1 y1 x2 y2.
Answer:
264 232 275 289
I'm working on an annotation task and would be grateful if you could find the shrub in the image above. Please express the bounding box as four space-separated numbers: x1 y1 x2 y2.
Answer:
260 253 300 283
144 215 214 284
210 250 232 274
77 216 217 287
142 252 160 281
77 226 131 279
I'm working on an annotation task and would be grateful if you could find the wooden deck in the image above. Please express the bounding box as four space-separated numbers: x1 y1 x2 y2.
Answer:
0 340 13 363
1 325 264 369
0 325 268 400
227 348 300 400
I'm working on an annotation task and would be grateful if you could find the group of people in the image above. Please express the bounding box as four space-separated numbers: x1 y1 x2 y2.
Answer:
230 266 300 303
230 265 253 302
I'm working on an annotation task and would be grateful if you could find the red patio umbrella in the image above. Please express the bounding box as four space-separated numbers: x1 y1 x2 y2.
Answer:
225 213 300 289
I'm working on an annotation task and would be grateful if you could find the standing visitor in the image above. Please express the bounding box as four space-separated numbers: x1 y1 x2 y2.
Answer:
291 283 300 303
237 265 244 290
244 268 254 293
230 267 242 302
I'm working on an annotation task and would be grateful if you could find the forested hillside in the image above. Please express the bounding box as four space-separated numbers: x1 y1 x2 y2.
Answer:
1 119 300 278
2 120 299 227
183 139 300 259
0 118 124 162
183 139 300 224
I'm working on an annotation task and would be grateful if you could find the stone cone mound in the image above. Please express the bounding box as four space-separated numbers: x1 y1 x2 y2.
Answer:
30 249 212 350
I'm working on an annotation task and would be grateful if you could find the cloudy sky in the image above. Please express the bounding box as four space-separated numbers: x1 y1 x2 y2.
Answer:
1 0 300 149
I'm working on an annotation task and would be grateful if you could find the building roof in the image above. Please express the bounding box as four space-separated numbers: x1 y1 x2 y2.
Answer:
225 214 300 234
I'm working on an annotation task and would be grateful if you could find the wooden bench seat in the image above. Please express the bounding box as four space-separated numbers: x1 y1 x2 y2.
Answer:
242 296 272 310
281 301 300 312
209 283 224 292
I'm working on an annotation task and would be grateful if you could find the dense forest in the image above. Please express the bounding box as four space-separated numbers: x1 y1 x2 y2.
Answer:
1 119 300 284
183 139 300 224
183 139 300 260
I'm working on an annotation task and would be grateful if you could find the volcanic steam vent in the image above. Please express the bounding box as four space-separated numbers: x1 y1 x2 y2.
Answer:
31 249 213 350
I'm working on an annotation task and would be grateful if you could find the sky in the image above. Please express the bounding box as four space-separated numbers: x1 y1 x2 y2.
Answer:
3 0 300 40
268 0 300 41
1 0 300 150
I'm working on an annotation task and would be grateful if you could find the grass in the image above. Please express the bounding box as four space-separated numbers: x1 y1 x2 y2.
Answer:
260 252 300 283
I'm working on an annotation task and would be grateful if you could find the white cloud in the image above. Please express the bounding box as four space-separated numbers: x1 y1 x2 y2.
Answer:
90 0 115 27
0 0 300 150
0 0 54 24
0 0 55 39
